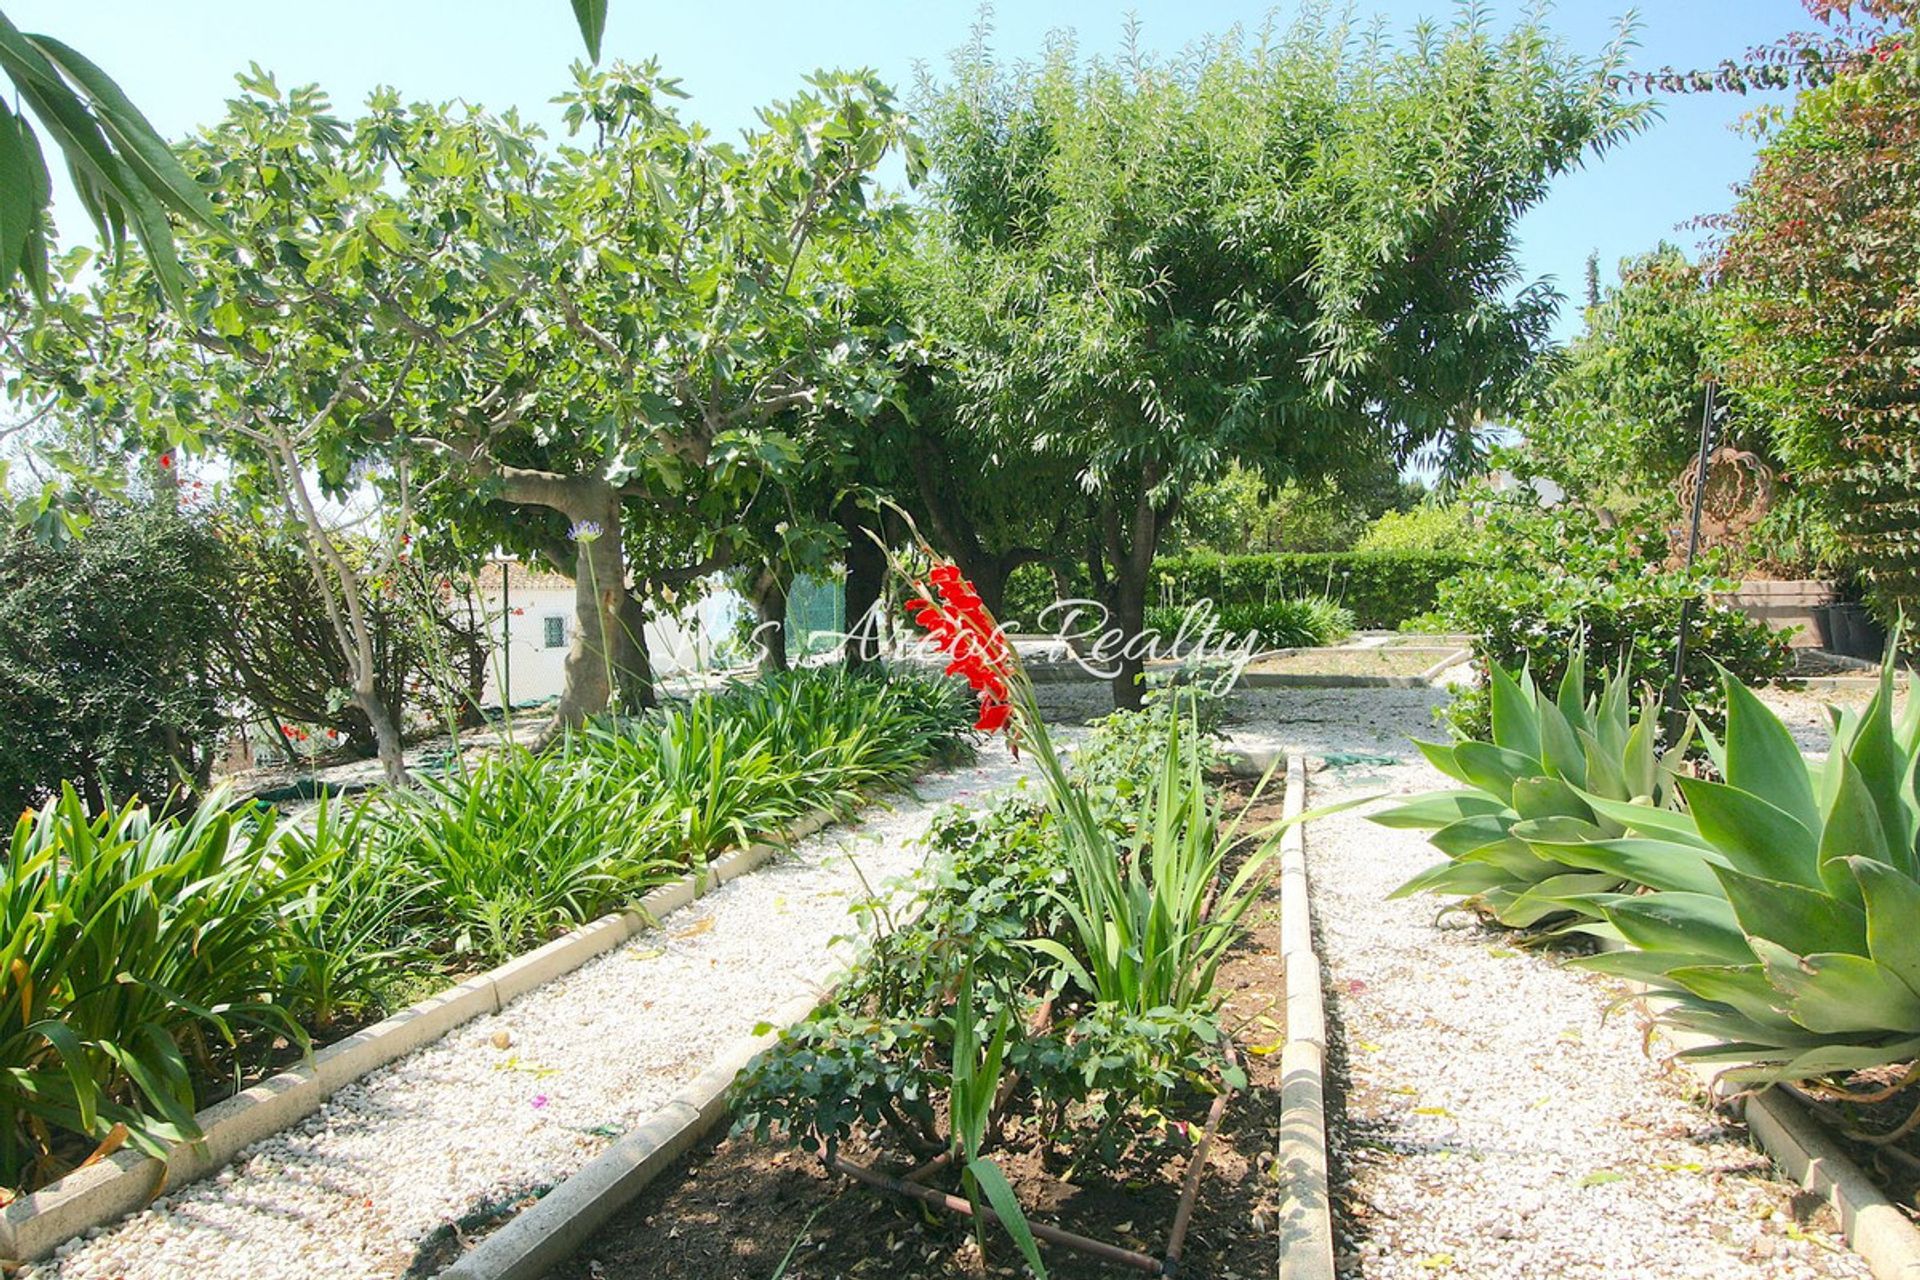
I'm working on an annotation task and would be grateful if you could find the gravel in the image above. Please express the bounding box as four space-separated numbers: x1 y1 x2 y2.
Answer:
30 749 1035 1280
1294 689 1874 1280
34 682 1887 1278
1760 682 1909 753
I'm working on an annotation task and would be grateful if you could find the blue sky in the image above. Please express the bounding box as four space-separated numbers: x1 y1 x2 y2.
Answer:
14 0 1808 340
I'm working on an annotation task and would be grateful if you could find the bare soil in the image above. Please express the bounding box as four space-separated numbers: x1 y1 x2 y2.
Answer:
550 778 1292 1280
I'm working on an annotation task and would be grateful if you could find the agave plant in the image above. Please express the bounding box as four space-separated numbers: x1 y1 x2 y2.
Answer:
1571 664 1920 1085
1379 652 1694 928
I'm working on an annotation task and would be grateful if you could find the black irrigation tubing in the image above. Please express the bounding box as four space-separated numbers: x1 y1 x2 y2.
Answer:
827 1154 1168 1274
829 1041 1241 1279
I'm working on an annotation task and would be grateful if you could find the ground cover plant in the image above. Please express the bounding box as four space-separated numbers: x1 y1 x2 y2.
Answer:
0 667 971 1196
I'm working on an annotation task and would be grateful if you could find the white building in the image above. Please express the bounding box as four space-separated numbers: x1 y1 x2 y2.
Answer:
473 560 747 707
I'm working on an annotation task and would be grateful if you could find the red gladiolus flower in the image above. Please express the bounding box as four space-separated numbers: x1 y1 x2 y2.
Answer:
902 562 1017 742
158 453 172 469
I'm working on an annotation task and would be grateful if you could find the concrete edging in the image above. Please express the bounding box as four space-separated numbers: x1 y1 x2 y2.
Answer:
1647 1015 1920 1280
0 804 844 1264
1275 755 1336 1280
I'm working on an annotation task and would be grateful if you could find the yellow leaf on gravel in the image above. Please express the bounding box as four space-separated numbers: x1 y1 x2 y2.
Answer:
675 918 715 939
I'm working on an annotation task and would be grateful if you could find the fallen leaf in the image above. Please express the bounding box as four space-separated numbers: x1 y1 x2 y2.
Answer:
676 919 715 939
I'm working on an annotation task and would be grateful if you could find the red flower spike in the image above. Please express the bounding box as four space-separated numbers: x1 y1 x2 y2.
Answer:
975 701 1011 733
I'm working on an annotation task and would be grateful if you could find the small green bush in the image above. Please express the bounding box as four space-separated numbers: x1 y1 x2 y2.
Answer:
0 505 230 816
1144 597 1354 650
0 788 329 1188
1437 508 1789 737
1354 503 1476 554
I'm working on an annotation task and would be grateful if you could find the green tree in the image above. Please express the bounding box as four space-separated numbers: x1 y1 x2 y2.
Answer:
1717 18 1920 614
6 60 916 771
1519 244 1755 507
906 11 1648 706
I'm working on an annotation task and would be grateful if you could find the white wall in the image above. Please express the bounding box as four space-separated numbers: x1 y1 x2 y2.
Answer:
474 576 748 707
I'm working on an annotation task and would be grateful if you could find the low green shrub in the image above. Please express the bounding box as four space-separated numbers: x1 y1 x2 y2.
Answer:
1436 508 1789 738
1144 597 1354 651
0 788 329 1188
1003 551 1465 631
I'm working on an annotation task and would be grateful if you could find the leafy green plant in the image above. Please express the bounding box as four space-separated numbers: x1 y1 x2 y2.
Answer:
949 962 1049 1280
274 795 425 1031
1380 654 1694 929
364 747 654 964
0 503 230 816
0 788 323 1190
1028 703 1275 1024
1571 664 1920 1087
1355 504 1477 555
1146 597 1354 652
1009 550 1470 632
1436 505 1789 738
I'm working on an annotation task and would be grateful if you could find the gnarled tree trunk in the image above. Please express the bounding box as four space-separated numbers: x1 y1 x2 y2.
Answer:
840 495 886 671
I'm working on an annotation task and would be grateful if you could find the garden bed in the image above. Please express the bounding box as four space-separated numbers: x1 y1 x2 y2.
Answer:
548 771 1294 1280
1244 648 1459 679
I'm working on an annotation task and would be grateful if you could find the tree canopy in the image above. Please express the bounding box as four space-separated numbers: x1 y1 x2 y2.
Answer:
899 10 1650 702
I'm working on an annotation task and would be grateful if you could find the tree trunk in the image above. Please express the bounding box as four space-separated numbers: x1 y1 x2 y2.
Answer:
1098 472 1175 712
1105 564 1150 710
612 591 657 711
551 493 631 733
747 565 791 676
840 495 885 671
355 685 409 788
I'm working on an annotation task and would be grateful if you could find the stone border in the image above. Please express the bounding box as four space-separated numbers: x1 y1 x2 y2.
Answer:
1649 1019 1920 1280
0 802 850 1264
440 991 820 1280
1275 755 1336 1280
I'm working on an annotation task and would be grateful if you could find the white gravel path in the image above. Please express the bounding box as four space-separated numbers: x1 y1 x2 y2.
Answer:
1296 691 1874 1280
32 749 1034 1280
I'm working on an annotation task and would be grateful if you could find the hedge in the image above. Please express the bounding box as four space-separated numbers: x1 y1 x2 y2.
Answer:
1002 550 1469 630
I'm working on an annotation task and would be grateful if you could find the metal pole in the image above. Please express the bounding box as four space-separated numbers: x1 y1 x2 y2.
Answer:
501 559 511 713
1666 381 1718 741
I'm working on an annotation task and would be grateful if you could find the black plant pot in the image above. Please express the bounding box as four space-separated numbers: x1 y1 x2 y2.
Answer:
1810 603 1836 651
1828 603 1888 661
